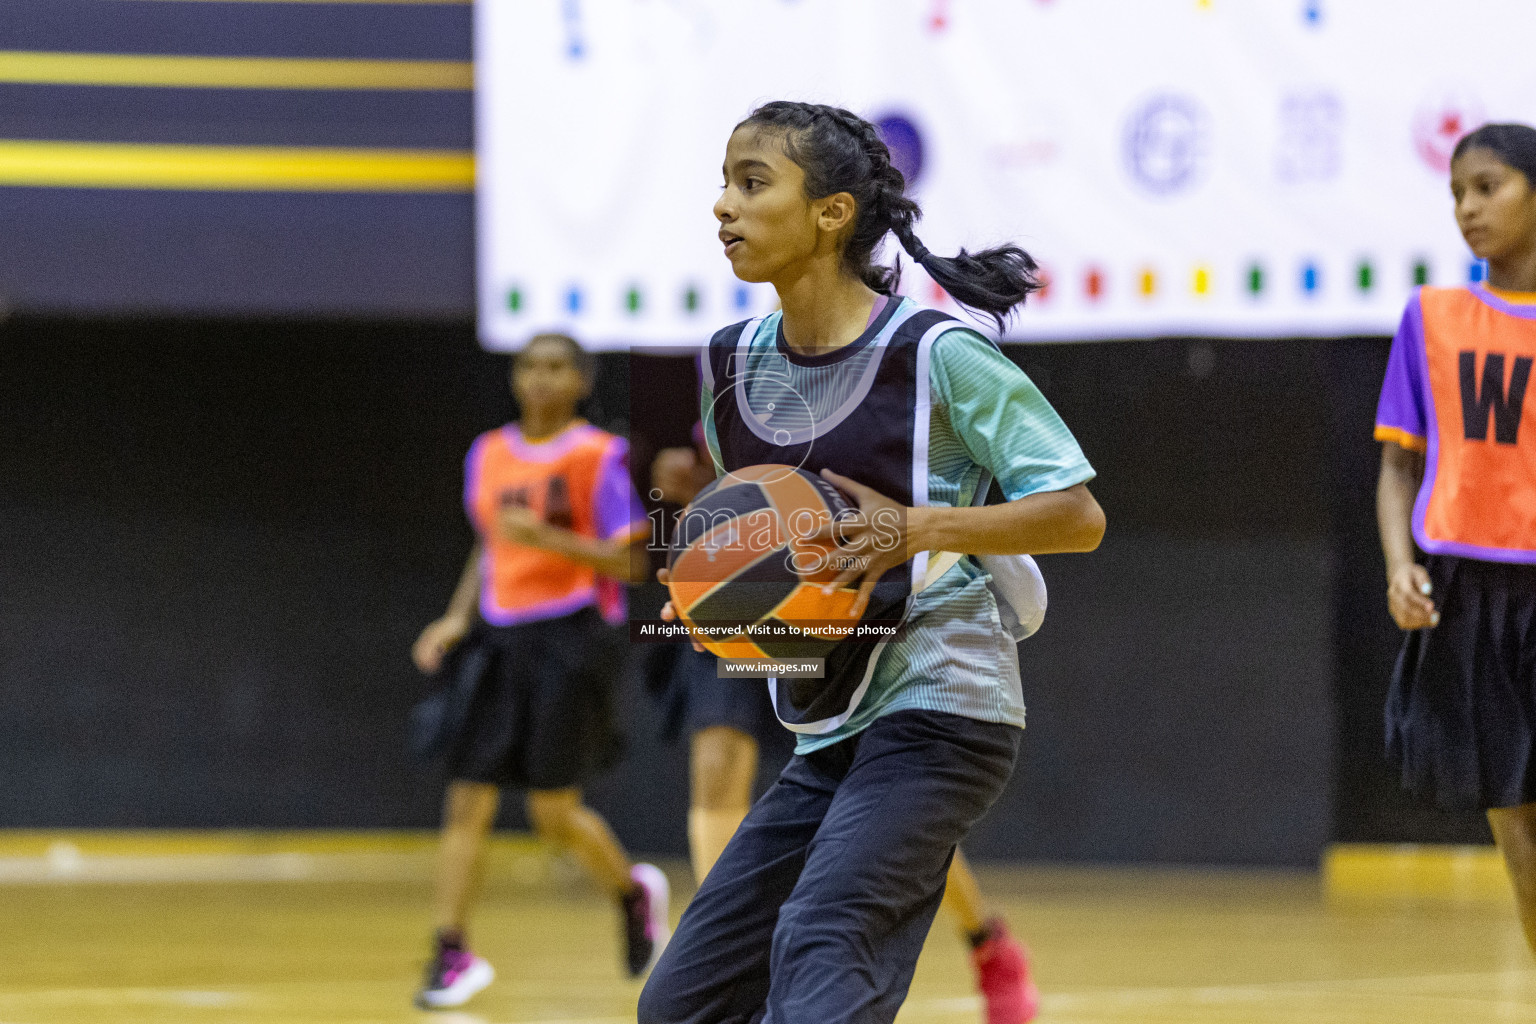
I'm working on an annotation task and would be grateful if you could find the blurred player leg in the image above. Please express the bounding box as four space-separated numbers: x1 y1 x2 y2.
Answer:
688 725 757 882
419 781 499 1009
525 787 670 977
1488 803 1536 954
433 781 500 933
943 848 1039 1024
525 787 633 894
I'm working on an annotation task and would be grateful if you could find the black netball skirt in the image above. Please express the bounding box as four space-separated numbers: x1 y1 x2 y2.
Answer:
1386 555 1536 810
445 607 627 791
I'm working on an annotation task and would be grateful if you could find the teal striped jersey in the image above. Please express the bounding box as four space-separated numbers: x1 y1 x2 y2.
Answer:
700 297 1095 753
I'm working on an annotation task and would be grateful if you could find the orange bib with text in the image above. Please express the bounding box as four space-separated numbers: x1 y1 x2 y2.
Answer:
1420 288 1536 560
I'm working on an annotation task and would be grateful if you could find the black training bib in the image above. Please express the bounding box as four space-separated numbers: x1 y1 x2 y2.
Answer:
704 302 960 733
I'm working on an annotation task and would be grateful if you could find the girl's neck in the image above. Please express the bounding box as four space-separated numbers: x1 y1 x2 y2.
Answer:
774 260 880 356
520 410 580 441
1487 243 1536 293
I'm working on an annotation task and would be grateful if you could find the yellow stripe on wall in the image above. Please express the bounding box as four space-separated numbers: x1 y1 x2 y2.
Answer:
0 140 474 192
0 51 472 91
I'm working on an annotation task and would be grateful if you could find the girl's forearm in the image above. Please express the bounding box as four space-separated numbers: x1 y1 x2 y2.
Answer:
444 544 483 622
909 484 1105 557
537 529 649 582
1377 445 1424 578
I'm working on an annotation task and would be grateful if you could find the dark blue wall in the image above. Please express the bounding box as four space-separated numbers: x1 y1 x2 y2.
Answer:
0 0 475 317
1 0 471 58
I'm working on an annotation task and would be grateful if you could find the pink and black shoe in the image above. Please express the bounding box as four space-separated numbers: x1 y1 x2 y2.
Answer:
971 917 1040 1024
415 932 494 1010
622 863 671 977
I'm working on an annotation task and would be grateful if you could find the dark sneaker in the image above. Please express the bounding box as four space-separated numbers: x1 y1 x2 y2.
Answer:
415 943 494 1010
621 863 671 977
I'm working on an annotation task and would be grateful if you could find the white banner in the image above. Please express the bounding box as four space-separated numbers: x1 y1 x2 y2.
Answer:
475 0 1535 350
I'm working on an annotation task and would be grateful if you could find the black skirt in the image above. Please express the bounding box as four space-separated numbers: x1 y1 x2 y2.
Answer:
445 607 627 790
1386 555 1536 810
673 647 793 750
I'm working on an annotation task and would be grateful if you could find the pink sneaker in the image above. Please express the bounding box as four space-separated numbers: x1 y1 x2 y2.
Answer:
622 863 671 977
971 918 1040 1024
415 942 494 1010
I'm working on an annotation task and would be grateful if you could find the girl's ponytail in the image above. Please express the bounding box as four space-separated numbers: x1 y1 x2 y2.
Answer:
889 219 1042 334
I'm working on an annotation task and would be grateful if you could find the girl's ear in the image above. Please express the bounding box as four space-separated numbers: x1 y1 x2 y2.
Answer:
816 191 859 235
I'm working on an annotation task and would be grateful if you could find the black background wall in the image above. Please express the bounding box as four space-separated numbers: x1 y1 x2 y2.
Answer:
0 318 1488 863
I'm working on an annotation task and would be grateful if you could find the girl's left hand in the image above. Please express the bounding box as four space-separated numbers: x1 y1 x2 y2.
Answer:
812 469 921 619
656 567 706 652
497 505 549 547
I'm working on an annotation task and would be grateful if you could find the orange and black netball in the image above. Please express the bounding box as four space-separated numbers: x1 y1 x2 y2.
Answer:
666 464 863 660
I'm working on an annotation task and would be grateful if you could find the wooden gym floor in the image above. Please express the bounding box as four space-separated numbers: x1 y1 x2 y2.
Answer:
0 833 1534 1024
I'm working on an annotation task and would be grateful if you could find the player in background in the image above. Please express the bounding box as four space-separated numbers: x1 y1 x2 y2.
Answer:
639 102 1103 1024
410 334 666 1009
652 430 1039 1023
1375 123 1536 952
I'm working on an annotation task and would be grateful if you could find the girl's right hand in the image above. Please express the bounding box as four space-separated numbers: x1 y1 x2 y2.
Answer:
657 567 706 653
413 614 470 674
1387 563 1440 631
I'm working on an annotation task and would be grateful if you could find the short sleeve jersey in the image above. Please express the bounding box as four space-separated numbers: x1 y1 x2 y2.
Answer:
465 420 647 626
1374 286 1536 564
701 298 1095 752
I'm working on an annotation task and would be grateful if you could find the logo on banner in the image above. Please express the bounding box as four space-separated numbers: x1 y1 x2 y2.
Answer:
927 0 950 32
561 0 585 60
1276 91 1343 183
1413 94 1483 173
874 114 926 188
1123 95 1210 196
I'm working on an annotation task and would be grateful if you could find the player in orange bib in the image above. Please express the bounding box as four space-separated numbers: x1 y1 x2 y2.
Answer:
1375 123 1536 952
410 334 666 1008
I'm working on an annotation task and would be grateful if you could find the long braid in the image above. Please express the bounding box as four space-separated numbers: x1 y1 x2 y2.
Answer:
818 106 923 294
739 101 1042 330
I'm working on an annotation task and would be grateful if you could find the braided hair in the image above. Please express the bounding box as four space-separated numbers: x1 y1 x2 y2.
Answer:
737 101 1042 331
